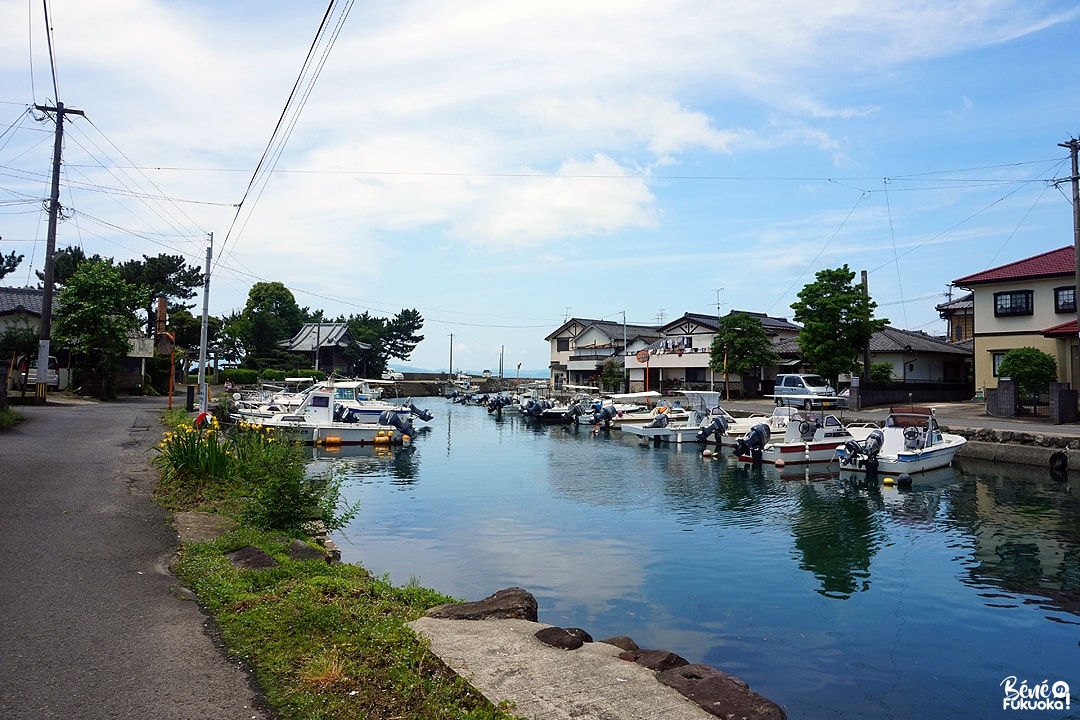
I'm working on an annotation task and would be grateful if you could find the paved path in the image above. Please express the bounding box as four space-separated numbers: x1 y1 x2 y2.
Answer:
0 396 270 720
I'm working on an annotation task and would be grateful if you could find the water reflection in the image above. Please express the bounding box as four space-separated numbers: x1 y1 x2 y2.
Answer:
326 402 1080 720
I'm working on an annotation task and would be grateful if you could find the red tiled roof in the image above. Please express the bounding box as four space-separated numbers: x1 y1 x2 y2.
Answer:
953 245 1074 286
1043 319 1078 337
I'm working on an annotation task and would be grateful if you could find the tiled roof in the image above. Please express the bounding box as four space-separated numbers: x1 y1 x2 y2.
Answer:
1043 319 1078 337
953 246 1073 286
935 292 973 312
867 326 969 356
281 323 367 352
0 286 43 316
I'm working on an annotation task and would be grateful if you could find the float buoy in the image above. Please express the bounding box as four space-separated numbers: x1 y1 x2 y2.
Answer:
775 458 785 469
702 449 714 458
1049 451 1068 472
883 476 895 486
897 473 913 488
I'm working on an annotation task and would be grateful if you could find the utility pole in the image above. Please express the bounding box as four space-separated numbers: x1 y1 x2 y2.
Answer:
197 232 213 413
34 101 84 404
1059 138 1080 367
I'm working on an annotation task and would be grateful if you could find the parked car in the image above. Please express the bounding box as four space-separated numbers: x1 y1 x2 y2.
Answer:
381 369 404 381
10 354 59 391
836 387 850 409
481 369 493 378
772 373 836 409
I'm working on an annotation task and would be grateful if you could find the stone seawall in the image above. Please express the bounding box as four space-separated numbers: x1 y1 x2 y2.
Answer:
945 426 1077 470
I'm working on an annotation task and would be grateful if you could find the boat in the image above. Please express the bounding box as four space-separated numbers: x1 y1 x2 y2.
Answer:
234 378 432 425
835 406 966 475
238 384 416 446
730 409 877 465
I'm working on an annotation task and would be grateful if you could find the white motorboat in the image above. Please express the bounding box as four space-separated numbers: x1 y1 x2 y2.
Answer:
234 378 432 425
835 406 966 475
238 384 416 446
730 410 878 465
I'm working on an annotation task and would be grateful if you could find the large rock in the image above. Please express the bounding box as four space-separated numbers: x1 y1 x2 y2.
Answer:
424 587 539 621
619 648 690 672
534 626 593 650
225 545 278 570
658 663 788 719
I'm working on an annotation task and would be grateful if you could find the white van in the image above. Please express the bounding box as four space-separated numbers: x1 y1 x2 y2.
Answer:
772 373 835 408
381 369 404 381
11 355 59 390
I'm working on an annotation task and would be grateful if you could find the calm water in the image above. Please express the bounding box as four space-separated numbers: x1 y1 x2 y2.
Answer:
319 400 1080 720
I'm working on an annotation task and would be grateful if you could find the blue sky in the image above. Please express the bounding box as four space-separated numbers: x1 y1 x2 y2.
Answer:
2 1 1079 374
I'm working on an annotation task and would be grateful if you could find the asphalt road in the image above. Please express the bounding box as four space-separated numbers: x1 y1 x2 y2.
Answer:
0 395 270 720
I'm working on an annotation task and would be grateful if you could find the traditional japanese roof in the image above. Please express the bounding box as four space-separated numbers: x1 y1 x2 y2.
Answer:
935 292 973 313
772 326 969 359
544 317 658 342
953 246 1074 287
868 327 969 356
281 323 368 352
0 286 44 317
664 310 800 335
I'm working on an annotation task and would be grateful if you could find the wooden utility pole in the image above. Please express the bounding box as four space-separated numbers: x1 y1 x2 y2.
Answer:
34 101 84 404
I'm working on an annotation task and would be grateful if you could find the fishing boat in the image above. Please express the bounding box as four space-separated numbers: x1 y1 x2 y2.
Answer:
730 409 877 465
234 378 432 424
835 406 966 475
238 384 417 446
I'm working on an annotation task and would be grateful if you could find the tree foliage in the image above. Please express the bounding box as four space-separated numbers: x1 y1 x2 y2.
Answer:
235 281 307 366
708 312 778 376
342 309 424 376
790 266 887 384
53 259 144 397
120 253 204 333
0 246 22 281
996 347 1058 398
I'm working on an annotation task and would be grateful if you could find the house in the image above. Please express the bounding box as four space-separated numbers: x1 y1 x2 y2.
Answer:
936 292 974 343
545 317 659 390
627 311 800 395
0 286 45 337
953 245 1078 394
280 323 368 375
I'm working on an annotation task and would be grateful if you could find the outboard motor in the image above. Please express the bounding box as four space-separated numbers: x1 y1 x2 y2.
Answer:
334 403 363 423
591 404 619 428
695 415 729 443
409 402 434 422
379 410 416 440
841 429 884 472
733 423 771 462
645 411 670 429
521 398 538 416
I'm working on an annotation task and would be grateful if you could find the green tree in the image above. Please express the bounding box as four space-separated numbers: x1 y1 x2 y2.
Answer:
600 357 624 392
997 347 1058 407
239 281 307 367
343 309 424 377
120 253 204 334
0 241 22 281
790 266 887 385
708 312 778 394
53 259 143 398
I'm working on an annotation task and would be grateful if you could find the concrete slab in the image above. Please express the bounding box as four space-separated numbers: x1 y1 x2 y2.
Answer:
410 617 719 720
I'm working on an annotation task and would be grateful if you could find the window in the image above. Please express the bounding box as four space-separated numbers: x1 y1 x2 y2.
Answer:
992 352 1007 377
1055 286 1076 314
953 325 964 340
994 290 1033 317
556 338 570 352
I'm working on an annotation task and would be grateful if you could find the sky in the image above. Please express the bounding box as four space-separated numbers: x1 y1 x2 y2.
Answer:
2 1 1080 375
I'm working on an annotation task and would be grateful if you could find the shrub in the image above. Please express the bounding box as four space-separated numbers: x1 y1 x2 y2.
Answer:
220 368 258 385
869 362 894 383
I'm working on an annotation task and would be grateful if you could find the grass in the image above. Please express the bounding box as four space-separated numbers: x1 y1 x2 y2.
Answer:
0 406 22 429
157 410 522 720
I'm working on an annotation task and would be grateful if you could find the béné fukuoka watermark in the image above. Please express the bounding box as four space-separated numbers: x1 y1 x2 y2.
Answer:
1001 676 1071 711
